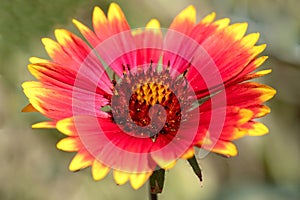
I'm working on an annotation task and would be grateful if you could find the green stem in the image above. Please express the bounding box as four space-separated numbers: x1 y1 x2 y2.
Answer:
149 168 165 193
149 168 165 199
149 193 158 200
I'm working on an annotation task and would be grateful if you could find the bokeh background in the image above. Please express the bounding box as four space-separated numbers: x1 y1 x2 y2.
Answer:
1 0 300 199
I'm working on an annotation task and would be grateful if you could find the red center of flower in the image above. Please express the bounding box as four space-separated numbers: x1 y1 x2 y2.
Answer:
111 66 192 141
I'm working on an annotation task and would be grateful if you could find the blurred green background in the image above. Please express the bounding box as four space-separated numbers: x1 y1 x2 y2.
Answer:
1 0 299 199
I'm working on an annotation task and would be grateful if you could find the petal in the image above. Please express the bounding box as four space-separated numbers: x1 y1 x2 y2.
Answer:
130 172 152 190
150 135 184 169
240 121 269 136
42 38 78 68
219 121 269 141
162 160 177 170
181 147 195 159
240 33 260 48
93 6 111 40
196 81 274 143
197 136 238 157
22 103 37 112
199 30 254 82
41 35 112 95
210 141 238 157
56 117 78 136
190 17 220 44
97 126 156 173
163 27 200 76
195 106 254 145
229 56 270 84
240 69 272 82
92 160 110 181
32 121 56 128
218 127 248 141
146 18 160 29
162 5 197 75
28 62 112 96
186 20 266 98
56 137 81 152
200 12 216 25
169 5 196 34
72 19 101 47
252 56 269 68
69 150 93 171
108 3 130 34
214 18 230 30
113 170 130 185
94 24 136 77
199 106 253 127
53 29 112 93
57 116 156 173
251 44 267 56
28 63 76 88
234 83 276 103
54 29 92 63
22 81 109 120
53 28 95 64
225 23 248 41
150 109 200 169
133 19 163 67
200 82 276 112
29 57 49 64
247 105 271 118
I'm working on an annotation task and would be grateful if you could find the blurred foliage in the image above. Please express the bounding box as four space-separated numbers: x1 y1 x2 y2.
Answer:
0 0 300 200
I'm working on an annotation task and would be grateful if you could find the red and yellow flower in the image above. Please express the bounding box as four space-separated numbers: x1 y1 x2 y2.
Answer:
22 3 276 190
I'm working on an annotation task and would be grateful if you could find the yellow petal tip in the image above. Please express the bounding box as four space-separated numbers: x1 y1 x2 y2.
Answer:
108 2 125 21
29 57 49 64
247 122 269 136
214 18 230 29
252 44 267 55
130 172 152 190
41 37 52 46
69 153 92 172
201 12 216 24
92 160 110 181
113 170 130 185
56 117 77 136
72 18 80 26
56 137 79 152
146 18 160 29
178 5 196 24
32 121 56 129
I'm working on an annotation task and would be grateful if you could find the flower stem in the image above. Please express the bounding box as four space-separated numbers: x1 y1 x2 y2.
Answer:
149 168 165 193
149 193 158 200
149 168 165 200
149 179 158 200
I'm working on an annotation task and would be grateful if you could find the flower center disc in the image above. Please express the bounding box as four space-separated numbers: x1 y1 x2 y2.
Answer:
111 67 192 141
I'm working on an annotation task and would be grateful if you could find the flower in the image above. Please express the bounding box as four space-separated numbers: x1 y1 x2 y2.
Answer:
22 3 276 191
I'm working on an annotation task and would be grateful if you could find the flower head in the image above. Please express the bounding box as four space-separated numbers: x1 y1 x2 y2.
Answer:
22 3 276 190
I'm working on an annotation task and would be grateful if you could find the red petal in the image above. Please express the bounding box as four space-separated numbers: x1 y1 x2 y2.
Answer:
57 116 156 173
22 81 109 121
133 19 163 68
73 19 101 48
28 62 112 96
200 82 276 112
